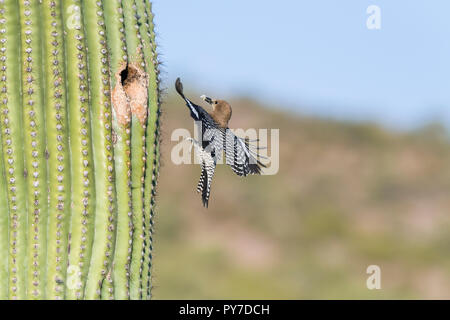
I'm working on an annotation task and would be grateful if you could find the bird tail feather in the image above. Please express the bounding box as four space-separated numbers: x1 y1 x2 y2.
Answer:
175 77 185 98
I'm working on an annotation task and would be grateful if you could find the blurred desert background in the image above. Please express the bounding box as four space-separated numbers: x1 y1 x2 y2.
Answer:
152 93 450 299
151 0 450 299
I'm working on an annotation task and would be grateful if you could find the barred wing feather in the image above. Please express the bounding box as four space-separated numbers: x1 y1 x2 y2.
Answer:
225 130 266 176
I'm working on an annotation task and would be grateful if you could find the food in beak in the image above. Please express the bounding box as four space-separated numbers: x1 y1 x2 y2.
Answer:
201 95 213 104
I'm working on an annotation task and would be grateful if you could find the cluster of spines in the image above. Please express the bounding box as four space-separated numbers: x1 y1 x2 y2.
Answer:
101 0 127 301
103 0 133 300
0 3 8 296
42 0 70 300
0 121 7 299
101 269 114 300
124 0 148 301
19 0 49 300
0 0 27 300
139 1 161 300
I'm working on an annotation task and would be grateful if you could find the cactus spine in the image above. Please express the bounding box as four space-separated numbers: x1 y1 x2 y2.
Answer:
0 0 160 300
140 1 161 300
42 0 71 300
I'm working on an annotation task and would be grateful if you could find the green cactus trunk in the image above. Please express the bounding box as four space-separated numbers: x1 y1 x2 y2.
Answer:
0 0 160 300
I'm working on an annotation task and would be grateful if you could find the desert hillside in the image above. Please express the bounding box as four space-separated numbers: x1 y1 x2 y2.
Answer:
153 93 450 299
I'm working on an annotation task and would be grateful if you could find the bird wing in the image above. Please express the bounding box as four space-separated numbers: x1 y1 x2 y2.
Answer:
224 129 266 176
175 77 210 122
201 126 225 162
175 78 225 159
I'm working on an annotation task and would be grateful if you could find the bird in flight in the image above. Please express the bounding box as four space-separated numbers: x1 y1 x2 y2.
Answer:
175 78 266 207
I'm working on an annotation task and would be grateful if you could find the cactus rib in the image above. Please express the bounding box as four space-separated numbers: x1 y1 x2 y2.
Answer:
0 0 27 300
0 105 8 300
123 0 150 301
42 0 70 300
103 0 133 300
62 0 96 300
19 0 49 300
83 0 116 300
140 1 161 299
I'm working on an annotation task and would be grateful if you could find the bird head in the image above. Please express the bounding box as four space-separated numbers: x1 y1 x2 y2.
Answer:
201 94 232 127
201 95 231 112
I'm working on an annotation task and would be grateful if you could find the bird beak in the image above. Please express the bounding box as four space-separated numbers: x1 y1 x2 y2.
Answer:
201 95 213 105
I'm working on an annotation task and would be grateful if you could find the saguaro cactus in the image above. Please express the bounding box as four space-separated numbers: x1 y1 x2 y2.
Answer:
0 0 161 300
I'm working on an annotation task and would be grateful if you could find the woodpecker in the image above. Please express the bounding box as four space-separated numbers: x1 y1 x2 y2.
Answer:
175 78 265 207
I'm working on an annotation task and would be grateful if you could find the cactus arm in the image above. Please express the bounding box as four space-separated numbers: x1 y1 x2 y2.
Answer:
0 0 28 300
42 0 71 300
19 0 49 300
83 0 116 300
139 1 161 299
122 0 149 301
62 0 95 300
102 0 133 300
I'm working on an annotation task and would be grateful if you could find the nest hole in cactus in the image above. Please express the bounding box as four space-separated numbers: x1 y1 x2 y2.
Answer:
112 62 149 126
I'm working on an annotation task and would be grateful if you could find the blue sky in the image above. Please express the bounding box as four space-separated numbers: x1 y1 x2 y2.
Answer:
152 0 450 129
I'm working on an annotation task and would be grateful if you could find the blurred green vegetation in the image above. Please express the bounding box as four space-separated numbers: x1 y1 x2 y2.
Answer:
152 94 450 299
